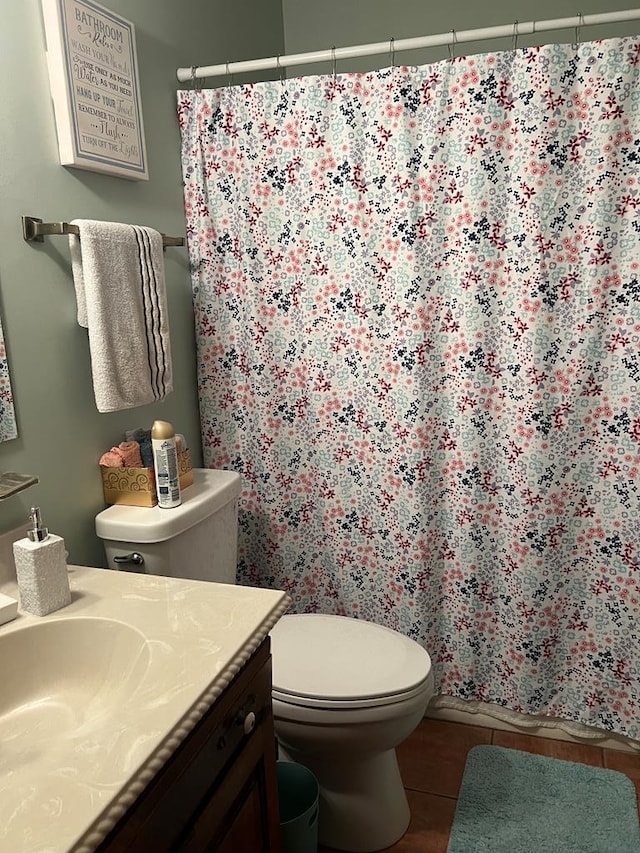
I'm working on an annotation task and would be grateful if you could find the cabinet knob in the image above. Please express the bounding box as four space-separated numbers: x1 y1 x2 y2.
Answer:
243 711 256 735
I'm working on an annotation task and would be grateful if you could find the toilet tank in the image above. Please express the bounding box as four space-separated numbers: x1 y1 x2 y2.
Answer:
95 469 242 583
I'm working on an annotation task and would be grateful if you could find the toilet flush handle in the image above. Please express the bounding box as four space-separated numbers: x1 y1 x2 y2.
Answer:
113 552 145 568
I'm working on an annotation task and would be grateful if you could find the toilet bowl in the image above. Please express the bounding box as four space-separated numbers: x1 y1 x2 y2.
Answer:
270 613 434 852
95 470 435 852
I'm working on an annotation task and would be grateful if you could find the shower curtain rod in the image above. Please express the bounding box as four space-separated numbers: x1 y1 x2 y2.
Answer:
177 8 640 82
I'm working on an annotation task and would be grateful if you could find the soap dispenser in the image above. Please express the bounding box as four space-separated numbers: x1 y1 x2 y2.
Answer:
13 507 71 616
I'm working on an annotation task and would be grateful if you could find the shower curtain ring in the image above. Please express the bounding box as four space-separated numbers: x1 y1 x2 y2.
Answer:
331 46 337 79
225 61 234 88
512 20 519 51
575 11 584 44
389 36 395 67
190 65 197 90
276 54 285 84
448 29 457 60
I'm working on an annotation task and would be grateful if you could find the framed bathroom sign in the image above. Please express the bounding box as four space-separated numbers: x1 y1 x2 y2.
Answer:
41 0 148 180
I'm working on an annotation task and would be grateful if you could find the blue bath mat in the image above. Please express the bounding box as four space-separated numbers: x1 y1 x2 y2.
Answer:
447 745 640 853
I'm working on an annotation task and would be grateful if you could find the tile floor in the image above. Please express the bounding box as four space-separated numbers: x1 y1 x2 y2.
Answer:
318 718 640 853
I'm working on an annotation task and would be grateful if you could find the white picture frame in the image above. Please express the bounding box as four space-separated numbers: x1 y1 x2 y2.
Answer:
41 0 148 181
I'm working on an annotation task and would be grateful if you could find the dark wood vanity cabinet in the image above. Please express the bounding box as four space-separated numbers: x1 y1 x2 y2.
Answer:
98 639 281 852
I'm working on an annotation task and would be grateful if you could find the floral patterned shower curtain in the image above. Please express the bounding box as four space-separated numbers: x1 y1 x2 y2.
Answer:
179 36 640 739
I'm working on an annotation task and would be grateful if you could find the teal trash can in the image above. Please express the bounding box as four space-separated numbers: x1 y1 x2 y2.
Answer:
277 760 319 853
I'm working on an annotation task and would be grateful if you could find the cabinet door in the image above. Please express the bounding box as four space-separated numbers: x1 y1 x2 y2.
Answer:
180 711 280 852
215 780 264 852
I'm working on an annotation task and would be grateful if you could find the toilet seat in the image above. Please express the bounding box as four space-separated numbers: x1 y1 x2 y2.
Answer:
272 678 432 710
270 614 432 710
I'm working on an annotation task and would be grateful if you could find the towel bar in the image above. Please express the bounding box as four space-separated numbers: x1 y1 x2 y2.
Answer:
22 216 185 248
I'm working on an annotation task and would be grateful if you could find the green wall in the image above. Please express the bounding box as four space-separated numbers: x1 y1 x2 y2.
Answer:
0 1 283 567
282 0 640 73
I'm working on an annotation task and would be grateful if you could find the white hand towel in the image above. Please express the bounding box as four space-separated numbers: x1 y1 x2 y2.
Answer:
69 219 173 413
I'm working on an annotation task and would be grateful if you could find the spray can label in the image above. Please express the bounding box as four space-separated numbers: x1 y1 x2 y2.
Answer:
153 439 181 507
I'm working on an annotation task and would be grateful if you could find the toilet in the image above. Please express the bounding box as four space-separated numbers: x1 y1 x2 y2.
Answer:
96 469 434 852
270 614 433 851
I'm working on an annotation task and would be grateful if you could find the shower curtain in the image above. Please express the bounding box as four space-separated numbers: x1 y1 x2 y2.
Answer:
179 36 640 739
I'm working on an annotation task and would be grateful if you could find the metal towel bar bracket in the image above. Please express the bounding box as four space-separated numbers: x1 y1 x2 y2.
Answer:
21 216 185 248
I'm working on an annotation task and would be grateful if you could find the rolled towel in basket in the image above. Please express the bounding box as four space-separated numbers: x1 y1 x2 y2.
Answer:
125 428 154 467
118 441 143 468
99 450 125 468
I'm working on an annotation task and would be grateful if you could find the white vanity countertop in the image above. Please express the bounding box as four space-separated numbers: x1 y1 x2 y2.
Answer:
0 566 290 853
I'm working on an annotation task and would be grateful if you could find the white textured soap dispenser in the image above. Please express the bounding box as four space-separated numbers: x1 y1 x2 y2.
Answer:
13 506 71 616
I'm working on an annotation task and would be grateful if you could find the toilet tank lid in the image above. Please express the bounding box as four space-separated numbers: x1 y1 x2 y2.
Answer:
95 468 241 544
270 614 432 702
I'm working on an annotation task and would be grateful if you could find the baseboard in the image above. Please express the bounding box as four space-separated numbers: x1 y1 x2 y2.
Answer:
426 701 639 754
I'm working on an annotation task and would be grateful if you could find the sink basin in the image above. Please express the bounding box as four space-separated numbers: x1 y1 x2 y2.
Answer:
0 617 150 752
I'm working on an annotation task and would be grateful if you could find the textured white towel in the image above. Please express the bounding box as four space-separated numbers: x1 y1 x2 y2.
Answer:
69 219 173 412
